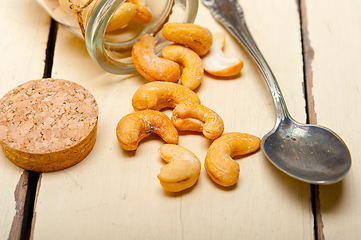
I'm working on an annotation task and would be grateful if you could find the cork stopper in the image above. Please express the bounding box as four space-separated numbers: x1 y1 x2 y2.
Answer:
0 78 98 172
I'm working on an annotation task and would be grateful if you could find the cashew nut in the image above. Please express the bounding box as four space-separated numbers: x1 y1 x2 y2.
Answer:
59 0 138 33
161 45 204 90
162 23 213 56
132 34 181 82
132 82 201 111
202 32 244 77
157 144 201 192
204 132 260 187
106 2 137 32
126 0 152 24
172 102 224 139
116 110 178 151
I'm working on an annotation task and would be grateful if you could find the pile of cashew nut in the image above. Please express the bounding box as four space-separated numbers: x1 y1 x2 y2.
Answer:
116 22 260 192
54 0 152 35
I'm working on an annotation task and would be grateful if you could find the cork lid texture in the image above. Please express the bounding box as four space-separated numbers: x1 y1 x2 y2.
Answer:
0 78 98 172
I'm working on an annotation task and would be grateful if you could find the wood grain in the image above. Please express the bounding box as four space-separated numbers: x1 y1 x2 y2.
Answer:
7 171 29 240
299 1 324 239
305 0 361 239
30 0 314 239
0 0 51 239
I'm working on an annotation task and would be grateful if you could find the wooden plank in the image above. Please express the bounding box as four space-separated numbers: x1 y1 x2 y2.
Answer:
0 1 51 239
304 0 361 239
299 1 323 239
31 0 314 239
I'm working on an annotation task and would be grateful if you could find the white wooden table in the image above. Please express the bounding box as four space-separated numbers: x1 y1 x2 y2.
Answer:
1 0 360 239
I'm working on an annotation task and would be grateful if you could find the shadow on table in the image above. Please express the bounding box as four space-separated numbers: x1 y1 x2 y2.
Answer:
264 152 345 211
318 181 344 211
263 154 314 204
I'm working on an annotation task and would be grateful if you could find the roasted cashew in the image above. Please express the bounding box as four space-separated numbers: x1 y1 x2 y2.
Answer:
162 23 213 56
202 32 244 77
157 144 201 192
132 34 181 82
106 2 137 32
204 132 260 187
126 0 152 24
161 45 204 90
116 110 178 151
59 0 139 33
132 82 201 111
172 102 224 139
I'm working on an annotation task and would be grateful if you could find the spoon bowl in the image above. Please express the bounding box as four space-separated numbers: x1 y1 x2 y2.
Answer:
202 0 351 184
262 116 351 184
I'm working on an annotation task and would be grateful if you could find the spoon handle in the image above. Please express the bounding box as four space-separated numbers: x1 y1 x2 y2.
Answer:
202 0 290 121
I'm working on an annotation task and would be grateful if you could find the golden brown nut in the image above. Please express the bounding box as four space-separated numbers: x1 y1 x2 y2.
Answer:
106 2 137 32
162 23 213 56
132 34 181 82
202 32 244 77
0 78 98 172
116 110 178 151
172 102 224 139
132 82 201 111
204 132 260 187
161 44 204 90
127 0 152 23
59 0 138 33
157 144 201 192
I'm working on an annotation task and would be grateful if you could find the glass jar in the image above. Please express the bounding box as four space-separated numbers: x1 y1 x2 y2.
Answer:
37 0 198 74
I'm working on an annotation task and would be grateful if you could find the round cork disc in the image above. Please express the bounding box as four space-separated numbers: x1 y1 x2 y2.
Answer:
0 78 98 172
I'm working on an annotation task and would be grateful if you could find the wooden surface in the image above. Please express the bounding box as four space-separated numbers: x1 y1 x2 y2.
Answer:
0 1 50 239
0 0 360 239
304 0 361 239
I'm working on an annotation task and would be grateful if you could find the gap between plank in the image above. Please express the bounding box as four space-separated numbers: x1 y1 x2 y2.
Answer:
298 1 324 240
19 172 40 240
8 172 29 240
19 19 58 240
43 19 58 79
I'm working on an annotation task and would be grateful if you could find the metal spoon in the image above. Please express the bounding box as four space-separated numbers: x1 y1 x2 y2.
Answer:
202 0 351 184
